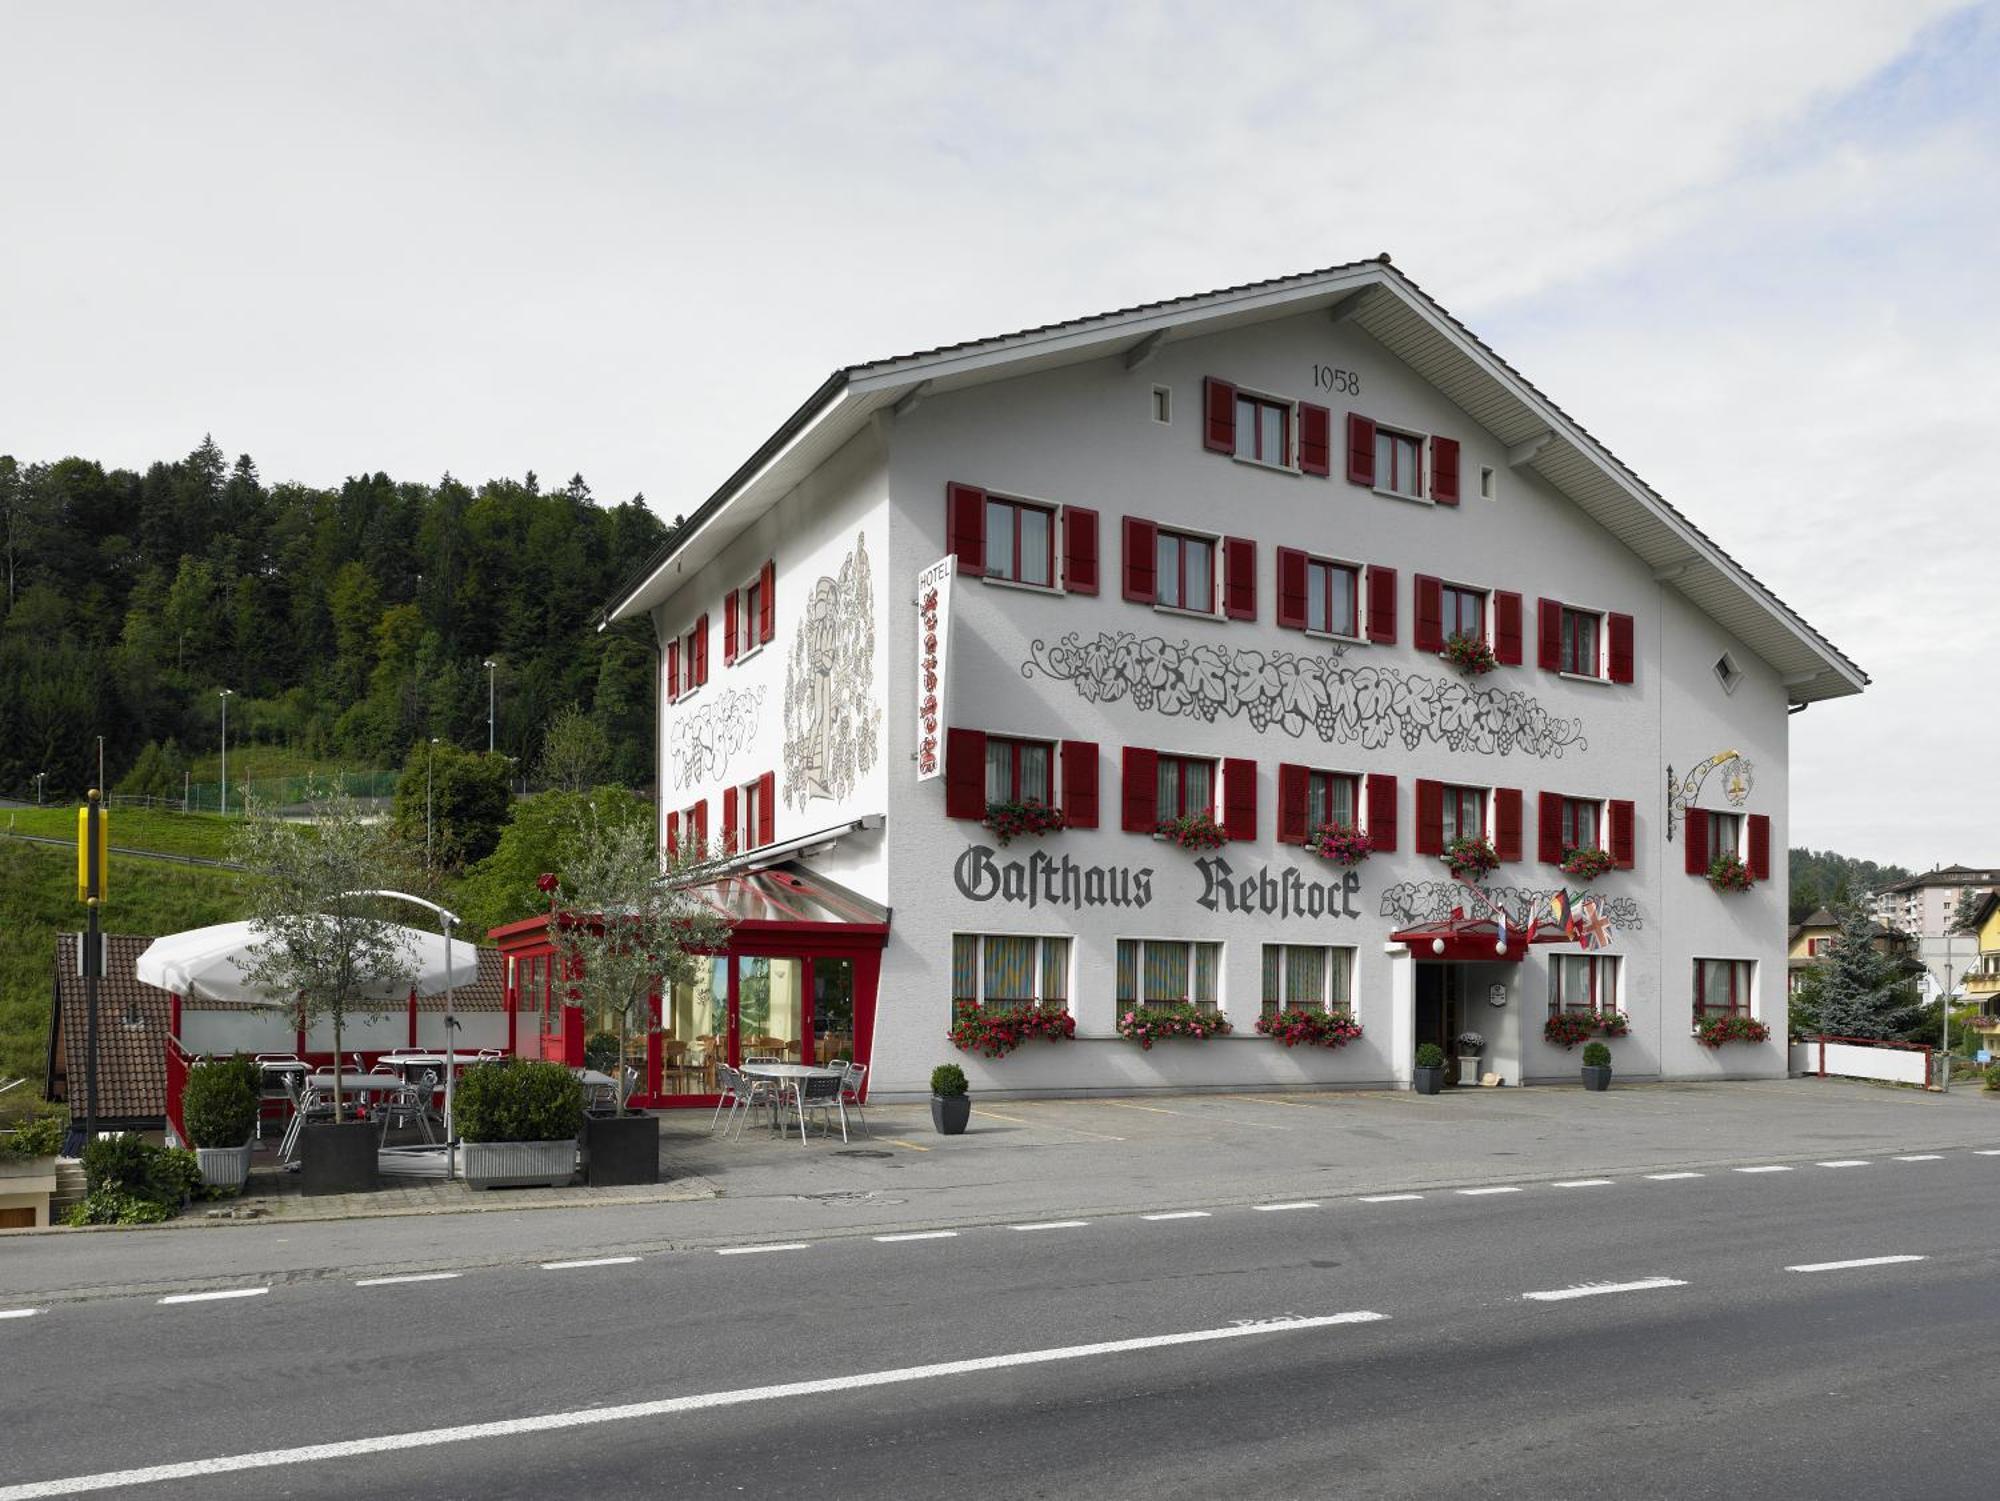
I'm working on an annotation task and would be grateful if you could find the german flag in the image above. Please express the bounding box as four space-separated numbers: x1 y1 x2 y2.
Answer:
1547 888 1575 938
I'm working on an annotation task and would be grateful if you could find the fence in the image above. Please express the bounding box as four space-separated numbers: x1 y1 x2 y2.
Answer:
1789 1035 1936 1088
181 771 400 813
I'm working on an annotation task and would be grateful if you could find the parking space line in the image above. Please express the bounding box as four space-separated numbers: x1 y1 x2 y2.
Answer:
1523 1276 1686 1302
965 1108 1124 1142
881 1138 933 1152
1089 1100 1292 1132
1786 1254 1926 1273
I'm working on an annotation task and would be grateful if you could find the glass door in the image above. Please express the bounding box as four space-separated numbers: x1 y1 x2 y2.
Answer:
810 958 855 1065
737 957 806 1064
663 954 728 1099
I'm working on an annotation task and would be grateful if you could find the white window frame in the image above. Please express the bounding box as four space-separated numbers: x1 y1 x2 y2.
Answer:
671 624 701 703
1479 465 1496 501
1693 957 1757 1025
1558 603 1607 681
1151 385 1172 425
732 776 766 853
1116 937 1225 1012
1372 422 1429 502
951 933 1072 1014
1261 943 1355 1016
1709 811 1744 859
1440 782 1489 845
1230 386 1298 473
1549 954 1620 1015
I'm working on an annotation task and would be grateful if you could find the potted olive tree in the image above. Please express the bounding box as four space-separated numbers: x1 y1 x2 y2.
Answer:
1412 1042 1447 1096
1454 1031 1486 1087
930 1064 971 1135
183 1058 260 1193
457 1059 586 1189
1581 1040 1614 1092
548 805 730 1187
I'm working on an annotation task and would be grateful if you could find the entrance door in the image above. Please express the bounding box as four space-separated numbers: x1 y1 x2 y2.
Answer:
1413 965 1459 1055
737 956 806 1064
811 958 855 1066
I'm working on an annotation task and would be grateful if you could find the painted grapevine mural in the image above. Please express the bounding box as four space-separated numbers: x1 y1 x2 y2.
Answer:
668 686 764 789
783 532 882 810
1023 632 1588 759
1379 881 1644 932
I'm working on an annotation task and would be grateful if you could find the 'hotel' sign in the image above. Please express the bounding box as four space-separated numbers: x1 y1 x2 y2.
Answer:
915 555 955 781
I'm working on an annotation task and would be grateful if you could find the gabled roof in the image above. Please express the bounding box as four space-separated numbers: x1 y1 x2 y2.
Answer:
603 257 1866 704
1878 865 2000 893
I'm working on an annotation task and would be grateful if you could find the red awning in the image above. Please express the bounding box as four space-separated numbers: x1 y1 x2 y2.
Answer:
1390 917 1569 963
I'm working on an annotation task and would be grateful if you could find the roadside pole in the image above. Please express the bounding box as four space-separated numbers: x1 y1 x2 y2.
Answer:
78 790 108 1141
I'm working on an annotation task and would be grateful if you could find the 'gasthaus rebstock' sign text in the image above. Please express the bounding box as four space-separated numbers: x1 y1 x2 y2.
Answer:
953 843 1364 920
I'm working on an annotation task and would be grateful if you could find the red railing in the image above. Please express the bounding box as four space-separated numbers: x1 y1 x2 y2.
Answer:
164 1035 193 1148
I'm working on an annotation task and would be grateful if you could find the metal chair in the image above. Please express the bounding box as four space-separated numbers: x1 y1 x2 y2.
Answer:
791 1072 848 1143
277 1078 333 1163
376 1080 438 1145
709 1066 743 1132
839 1063 870 1138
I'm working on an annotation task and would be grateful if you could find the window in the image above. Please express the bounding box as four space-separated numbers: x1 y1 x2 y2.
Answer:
1374 428 1423 497
734 777 765 852
1233 393 1291 468
1152 386 1171 424
1156 754 1216 822
1440 583 1485 642
952 934 1070 1013
1306 558 1361 637
1550 955 1619 1014
1479 465 1496 500
1806 938 1826 957
1560 608 1601 677
1560 797 1602 853
1709 812 1743 859
1261 944 1353 1016
669 617 706 701
741 576 762 648
1155 529 1214 612
1307 770 1360 832
1714 652 1742 693
1117 938 1222 1010
1694 958 1754 1020
1441 784 1486 844
985 736 1054 805
984 495 1056 588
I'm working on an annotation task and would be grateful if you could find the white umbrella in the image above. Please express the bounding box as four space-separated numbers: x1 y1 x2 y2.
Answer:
136 920 478 1005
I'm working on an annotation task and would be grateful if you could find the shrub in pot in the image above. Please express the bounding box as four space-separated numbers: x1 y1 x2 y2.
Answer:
183 1059 261 1194
931 1063 971 1135
1413 1042 1447 1096
1581 1040 1613 1092
2 1107 67 1161
456 1059 585 1190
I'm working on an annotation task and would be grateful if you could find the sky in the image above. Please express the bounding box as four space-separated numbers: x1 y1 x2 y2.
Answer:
2 1 1994 870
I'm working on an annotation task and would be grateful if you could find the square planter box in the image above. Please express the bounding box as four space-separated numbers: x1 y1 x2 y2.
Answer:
1581 1065 1613 1092
1412 1065 1445 1096
462 1139 578 1190
583 1113 659 1187
195 1143 255 1194
300 1122 379 1197
931 1095 971 1135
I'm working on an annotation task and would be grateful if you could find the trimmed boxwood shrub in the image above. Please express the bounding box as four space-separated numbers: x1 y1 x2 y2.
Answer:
1581 1041 1612 1068
930 1063 968 1098
183 1060 260 1149
454 1059 586 1144
1414 1043 1447 1069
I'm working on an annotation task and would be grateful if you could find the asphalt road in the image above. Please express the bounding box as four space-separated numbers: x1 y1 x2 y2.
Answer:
6 1146 1998 1498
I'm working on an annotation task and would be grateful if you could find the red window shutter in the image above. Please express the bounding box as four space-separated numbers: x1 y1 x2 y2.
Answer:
1494 787 1523 862
1222 757 1257 842
1684 809 1709 876
1610 799 1635 869
1366 565 1397 644
1224 536 1256 620
1415 778 1444 856
1121 746 1158 833
1060 740 1099 828
692 800 708 849
1747 814 1771 882
1276 547 1309 630
1346 413 1376 486
758 771 776 847
1414 574 1444 653
947 483 986 573
1431 436 1461 505
666 811 680 858
1493 591 1523 666
944 728 986 821
1366 773 1397 851
666 641 680 699
693 614 709 685
1538 792 1564 865
1298 403 1331 476
1538 598 1562 671
722 786 739 854
1607 612 1635 683
1277 763 1309 843
1122 516 1157 603
759 561 776 643
1203 378 1237 453
1063 506 1099 595
723 590 739 665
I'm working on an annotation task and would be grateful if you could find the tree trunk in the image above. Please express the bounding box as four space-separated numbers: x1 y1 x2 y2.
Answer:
332 1012 345 1122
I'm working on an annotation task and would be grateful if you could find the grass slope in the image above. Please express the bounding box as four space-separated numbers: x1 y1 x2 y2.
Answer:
0 805 240 862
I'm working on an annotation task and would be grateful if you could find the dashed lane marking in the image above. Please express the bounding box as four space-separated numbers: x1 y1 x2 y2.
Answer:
1786 1254 1927 1273
1456 1186 1520 1196
873 1231 957 1243
540 1257 640 1270
1142 1211 1211 1221
355 1273 463 1287
1973 1150 2000 1157
1522 1276 1686 1303
1551 1179 1614 1188
158 1288 268 1305
715 1243 810 1256
1893 1154 1943 1162
1817 1160 1870 1168
1253 1202 1319 1212
1359 1194 1423 1203
1645 1172 1703 1180
1010 1220 1090 1231
0 1309 41 1320
1733 1166 1792 1174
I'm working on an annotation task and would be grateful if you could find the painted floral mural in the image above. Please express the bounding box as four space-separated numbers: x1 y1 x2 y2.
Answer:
1380 881 1644 932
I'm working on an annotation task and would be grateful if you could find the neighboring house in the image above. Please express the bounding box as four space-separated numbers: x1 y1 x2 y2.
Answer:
1963 892 2000 1042
1785 908 1915 996
567 256 1864 1100
1865 866 1999 999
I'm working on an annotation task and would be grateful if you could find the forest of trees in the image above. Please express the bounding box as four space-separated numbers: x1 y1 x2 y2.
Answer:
1787 848 1914 923
0 437 668 799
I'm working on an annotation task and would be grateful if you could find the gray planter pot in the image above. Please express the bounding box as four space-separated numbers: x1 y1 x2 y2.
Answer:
583 1113 659 1186
195 1142 254 1193
1456 1056 1484 1087
300 1121 379 1197
1581 1065 1613 1092
931 1094 971 1134
1411 1065 1445 1096
461 1139 578 1190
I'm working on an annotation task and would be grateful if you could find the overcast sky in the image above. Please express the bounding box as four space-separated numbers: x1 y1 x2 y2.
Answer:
3 2 1993 870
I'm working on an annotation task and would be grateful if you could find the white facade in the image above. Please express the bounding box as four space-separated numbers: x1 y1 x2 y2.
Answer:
615 261 1865 1100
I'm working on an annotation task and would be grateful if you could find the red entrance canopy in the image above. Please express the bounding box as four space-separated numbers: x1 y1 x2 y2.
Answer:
1390 917 1570 963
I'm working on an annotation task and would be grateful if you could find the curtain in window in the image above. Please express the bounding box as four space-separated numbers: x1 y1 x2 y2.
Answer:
1155 759 1179 823
953 935 978 1009
983 935 1036 1010
984 741 1012 804
1285 945 1326 1009
1183 760 1213 817
1193 943 1218 1007
1554 955 1594 1012
1145 941 1190 1003
1019 507 1051 587
1116 940 1138 1005
1020 744 1051 804
1328 949 1353 1014
1262 945 1282 1012
1040 937 1069 1004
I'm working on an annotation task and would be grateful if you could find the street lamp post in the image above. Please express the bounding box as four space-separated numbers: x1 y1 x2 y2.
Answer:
95 736 104 795
483 660 498 755
217 689 234 814
34 771 45 806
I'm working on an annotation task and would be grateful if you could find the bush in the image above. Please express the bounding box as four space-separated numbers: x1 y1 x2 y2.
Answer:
930 1064 968 1098
1581 1041 1612 1068
584 1030 622 1073
453 1059 586 1143
66 1188 173 1227
76 1135 201 1222
3 1108 67 1158
1985 1064 2000 1093
1415 1043 1447 1069
183 1060 260 1149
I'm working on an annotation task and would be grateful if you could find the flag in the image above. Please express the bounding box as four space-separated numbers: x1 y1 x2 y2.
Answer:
1523 900 1541 947
1576 897 1614 951
1495 910 1511 951
1548 888 1573 938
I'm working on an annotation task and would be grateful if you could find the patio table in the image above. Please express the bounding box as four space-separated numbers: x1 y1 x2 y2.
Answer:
739 1063 845 1143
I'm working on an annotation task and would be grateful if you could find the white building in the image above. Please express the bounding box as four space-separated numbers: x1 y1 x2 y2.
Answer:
598 258 1866 1101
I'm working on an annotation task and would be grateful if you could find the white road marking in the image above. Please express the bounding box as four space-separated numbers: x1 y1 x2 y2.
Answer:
1456 1186 1520 1196
158 1288 268 1305
1253 1201 1319 1212
1786 1254 1927 1273
872 1231 957 1243
1645 1172 1703 1180
1973 1149 2000 1157
1733 1165 1792 1174
1359 1194 1424 1203
540 1257 640 1270
0 1311 1390 1499
1523 1276 1687 1302
714 1243 809 1256
1551 1179 1614 1188
1893 1154 1943 1162
1010 1220 1089 1231
0 1309 41 1320
1817 1160 1869 1168
1142 1211 1211 1221
355 1273 463 1287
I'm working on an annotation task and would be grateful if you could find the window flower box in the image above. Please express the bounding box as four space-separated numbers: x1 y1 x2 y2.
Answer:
1543 1011 1597 1050
1306 823 1372 867
982 799 1066 847
1444 834 1499 882
1155 813 1227 852
1117 1003 1232 1050
1595 1008 1631 1038
1560 846 1614 882
947 1002 1077 1059
1443 632 1498 676
1708 853 1754 892
1695 1014 1770 1047
1255 1009 1364 1049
